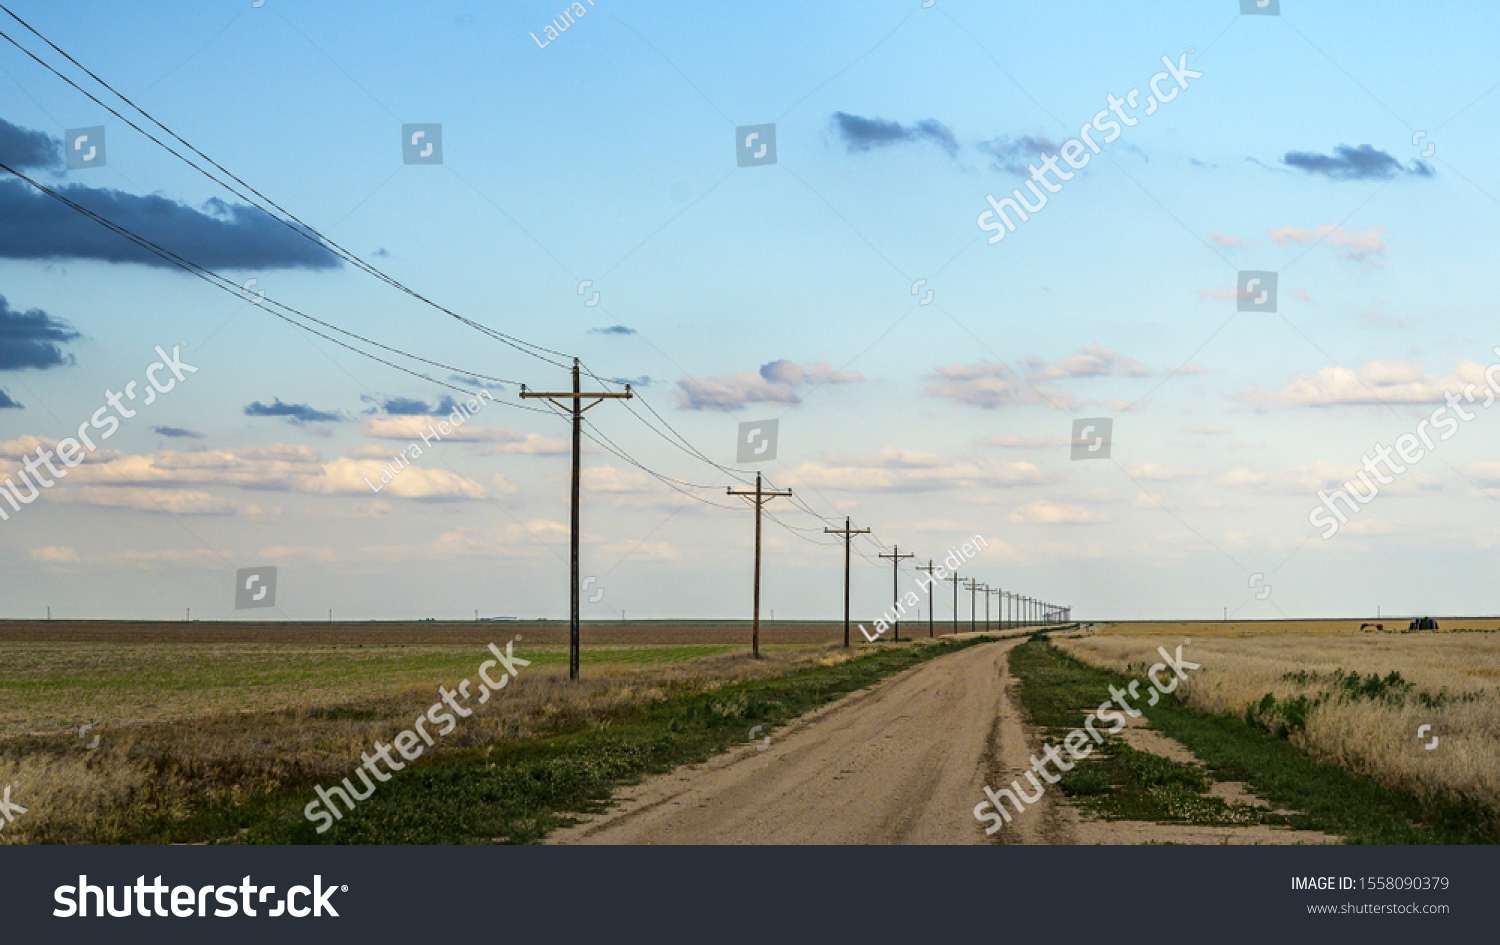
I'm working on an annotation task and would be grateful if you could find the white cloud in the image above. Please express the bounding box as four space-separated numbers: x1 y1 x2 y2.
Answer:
1009 499 1107 524
1121 462 1202 481
1024 345 1153 380
433 520 575 557
31 545 79 564
1270 223 1388 262
788 447 1059 493
46 486 276 517
1237 359 1492 407
360 416 567 454
2 442 493 502
306 458 488 500
978 433 1058 448
924 362 1074 410
676 360 863 410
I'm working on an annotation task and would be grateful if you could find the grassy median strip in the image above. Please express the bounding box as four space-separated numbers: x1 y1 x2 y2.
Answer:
120 637 987 845
1010 637 1492 844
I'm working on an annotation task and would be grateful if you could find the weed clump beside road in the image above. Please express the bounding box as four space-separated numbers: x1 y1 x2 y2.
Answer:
1011 639 1498 844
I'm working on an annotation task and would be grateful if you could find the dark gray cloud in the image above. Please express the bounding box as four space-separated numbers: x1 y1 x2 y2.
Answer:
589 325 636 335
0 118 62 170
0 389 21 409
378 396 437 416
153 425 205 438
0 294 79 371
447 374 489 388
0 171 341 270
609 375 654 387
244 399 342 424
1282 144 1433 181
980 135 1062 176
831 112 959 157
361 393 463 415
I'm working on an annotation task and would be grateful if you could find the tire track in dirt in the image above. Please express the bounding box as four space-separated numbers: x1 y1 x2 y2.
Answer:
549 638 1031 845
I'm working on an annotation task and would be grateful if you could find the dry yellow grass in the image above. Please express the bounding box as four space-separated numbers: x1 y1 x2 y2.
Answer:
1057 625 1500 826
0 641 864 844
1089 617 1500 638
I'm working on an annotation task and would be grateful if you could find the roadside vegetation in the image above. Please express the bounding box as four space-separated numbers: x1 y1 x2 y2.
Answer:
0 636 984 844
1057 630 1500 841
1011 636 1496 844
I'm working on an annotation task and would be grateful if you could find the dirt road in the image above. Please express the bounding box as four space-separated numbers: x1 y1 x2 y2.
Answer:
549 636 1075 845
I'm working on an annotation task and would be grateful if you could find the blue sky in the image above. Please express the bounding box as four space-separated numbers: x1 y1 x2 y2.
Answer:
4 0 1500 622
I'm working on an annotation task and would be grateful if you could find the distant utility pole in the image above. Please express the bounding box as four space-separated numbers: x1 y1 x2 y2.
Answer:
878 545 915 641
944 572 965 636
990 587 1002 633
521 358 634 681
728 472 793 659
978 584 990 632
917 560 938 638
964 579 979 634
825 517 871 648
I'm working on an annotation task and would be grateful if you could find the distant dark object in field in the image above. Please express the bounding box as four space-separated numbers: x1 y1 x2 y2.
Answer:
1360 622 1384 631
1408 617 1439 631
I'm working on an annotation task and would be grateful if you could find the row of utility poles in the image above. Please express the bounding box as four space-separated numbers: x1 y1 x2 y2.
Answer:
824 521 1071 647
528 359 1071 677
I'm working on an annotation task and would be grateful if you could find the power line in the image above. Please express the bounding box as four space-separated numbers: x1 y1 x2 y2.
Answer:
0 7 570 369
0 160 547 405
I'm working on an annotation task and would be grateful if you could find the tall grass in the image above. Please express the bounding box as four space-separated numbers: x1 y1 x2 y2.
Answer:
1056 631 1500 834
0 644 858 844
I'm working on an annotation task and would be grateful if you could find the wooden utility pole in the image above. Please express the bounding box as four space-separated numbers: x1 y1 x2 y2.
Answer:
878 545 915 641
964 578 979 633
824 517 870 648
989 587 1002 633
727 472 792 658
944 572 964 636
977 583 990 632
917 560 938 638
521 358 633 680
